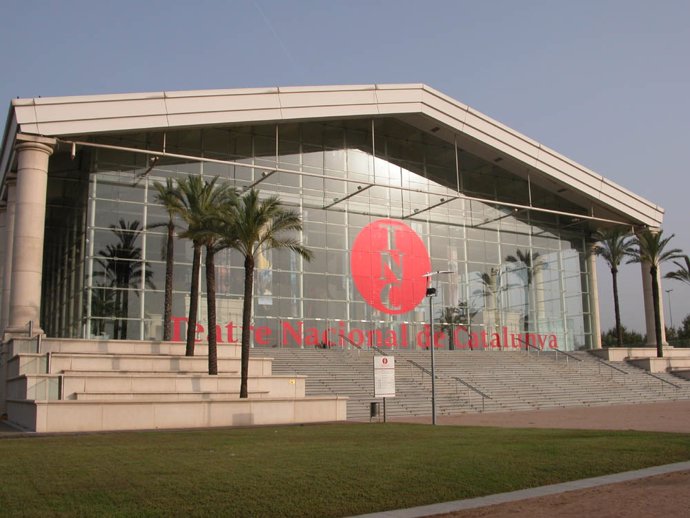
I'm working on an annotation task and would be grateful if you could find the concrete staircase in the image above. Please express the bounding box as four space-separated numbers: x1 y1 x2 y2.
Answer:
254 347 690 419
1 337 346 432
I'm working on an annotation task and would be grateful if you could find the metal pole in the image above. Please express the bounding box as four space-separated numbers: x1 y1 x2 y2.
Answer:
429 293 436 425
423 270 453 426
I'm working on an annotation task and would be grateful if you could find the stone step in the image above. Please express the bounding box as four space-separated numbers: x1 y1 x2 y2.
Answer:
72 391 272 401
259 347 690 419
6 396 347 433
8 372 306 400
8 353 273 377
8 337 242 358
671 369 690 381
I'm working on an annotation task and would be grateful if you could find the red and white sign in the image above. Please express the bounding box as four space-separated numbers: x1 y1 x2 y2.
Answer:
373 355 396 398
351 219 431 315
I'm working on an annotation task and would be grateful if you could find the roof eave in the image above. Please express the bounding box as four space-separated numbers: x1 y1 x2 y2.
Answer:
5 83 663 227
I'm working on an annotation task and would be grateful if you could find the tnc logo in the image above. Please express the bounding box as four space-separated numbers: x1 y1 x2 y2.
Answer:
351 219 431 314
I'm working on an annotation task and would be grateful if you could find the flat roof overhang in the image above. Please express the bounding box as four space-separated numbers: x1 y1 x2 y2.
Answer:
1 83 663 228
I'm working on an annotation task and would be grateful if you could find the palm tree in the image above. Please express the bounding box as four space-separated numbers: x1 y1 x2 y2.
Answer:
593 227 635 346
439 302 477 349
174 175 234 357
665 255 690 287
150 178 182 341
224 189 312 398
628 229 683 357
95 219 154 339
90 284 117 336
475 271 498 328
505 249 542 334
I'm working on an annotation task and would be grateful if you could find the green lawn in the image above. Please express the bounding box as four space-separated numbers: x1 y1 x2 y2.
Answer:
1 423 688 517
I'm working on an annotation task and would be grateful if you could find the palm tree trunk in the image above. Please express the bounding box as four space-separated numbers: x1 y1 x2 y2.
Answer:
121 271 130 339
611 267 623 346
122 289 129 339
240 254 255 398
186 243 202 356
163 220 174 341
114 289 122 339
651 265 664 358
206 246 218 375
523 281 531 335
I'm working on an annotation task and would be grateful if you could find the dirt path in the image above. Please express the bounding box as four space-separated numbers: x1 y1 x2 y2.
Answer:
440 469 690 518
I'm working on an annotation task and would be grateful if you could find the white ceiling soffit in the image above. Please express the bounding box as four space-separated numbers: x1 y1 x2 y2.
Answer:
9 83 663 227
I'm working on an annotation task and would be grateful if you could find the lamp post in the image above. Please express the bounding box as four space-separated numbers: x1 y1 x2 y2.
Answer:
666 288 674 330
423 270 453 425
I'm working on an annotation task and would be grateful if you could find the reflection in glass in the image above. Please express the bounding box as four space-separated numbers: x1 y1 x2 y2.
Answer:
92 219 154 339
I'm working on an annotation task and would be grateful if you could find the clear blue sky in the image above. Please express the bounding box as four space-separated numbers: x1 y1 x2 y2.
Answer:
1 0 689 334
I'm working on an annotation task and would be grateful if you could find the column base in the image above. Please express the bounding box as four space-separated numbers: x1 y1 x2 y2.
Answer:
2 326 44 343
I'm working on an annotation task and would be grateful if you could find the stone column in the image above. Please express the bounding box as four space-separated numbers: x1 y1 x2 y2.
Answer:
641 261 667 346
5 137 54 337
587 243 602 349
1 180 16 333
0 203 6 329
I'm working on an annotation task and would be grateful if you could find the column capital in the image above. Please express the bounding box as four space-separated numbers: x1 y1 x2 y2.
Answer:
15 133 56 149
15 139 55 158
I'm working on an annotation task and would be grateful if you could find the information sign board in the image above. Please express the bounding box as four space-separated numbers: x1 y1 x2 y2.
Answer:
373 356 395 398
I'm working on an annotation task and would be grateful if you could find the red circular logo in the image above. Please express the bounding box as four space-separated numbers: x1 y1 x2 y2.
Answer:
351 219 431 314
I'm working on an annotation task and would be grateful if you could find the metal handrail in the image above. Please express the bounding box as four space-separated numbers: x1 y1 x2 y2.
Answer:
405 358 491 405
552 348 583 363
451 375 492 401
593 357 628 376
338 336 490 410
645 371 681 391
517 336 580 361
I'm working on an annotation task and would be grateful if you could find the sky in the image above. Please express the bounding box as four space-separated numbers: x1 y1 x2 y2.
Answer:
1 0 689 335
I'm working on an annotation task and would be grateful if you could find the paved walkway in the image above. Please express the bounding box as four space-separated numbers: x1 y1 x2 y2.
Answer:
389 400 690 433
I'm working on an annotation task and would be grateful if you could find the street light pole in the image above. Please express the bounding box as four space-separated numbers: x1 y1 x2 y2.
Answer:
424 270 453 426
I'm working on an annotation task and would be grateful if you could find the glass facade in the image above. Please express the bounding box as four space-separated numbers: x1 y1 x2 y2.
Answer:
40 117 595 350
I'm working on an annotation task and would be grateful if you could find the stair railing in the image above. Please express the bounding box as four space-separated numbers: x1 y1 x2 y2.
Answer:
518 336 582 370
405 358 491 412
644 371 681 394
593 357 628 378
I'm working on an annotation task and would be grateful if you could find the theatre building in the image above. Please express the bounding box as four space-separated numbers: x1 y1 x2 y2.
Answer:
0 84 666 352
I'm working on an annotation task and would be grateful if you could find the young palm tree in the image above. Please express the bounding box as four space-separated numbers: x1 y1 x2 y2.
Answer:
628 229 683 357
224 189 312 398
665 255 690 287
593 227 635 346
174 175 234 357
505 249 542 334
151 178 182 341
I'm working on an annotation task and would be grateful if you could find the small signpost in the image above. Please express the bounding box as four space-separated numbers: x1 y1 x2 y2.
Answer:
373 355 395 422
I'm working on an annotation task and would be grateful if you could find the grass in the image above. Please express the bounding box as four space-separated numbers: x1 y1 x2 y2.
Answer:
0 423 689 517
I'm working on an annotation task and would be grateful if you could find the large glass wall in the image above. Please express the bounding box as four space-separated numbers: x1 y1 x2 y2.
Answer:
42 117 596 350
